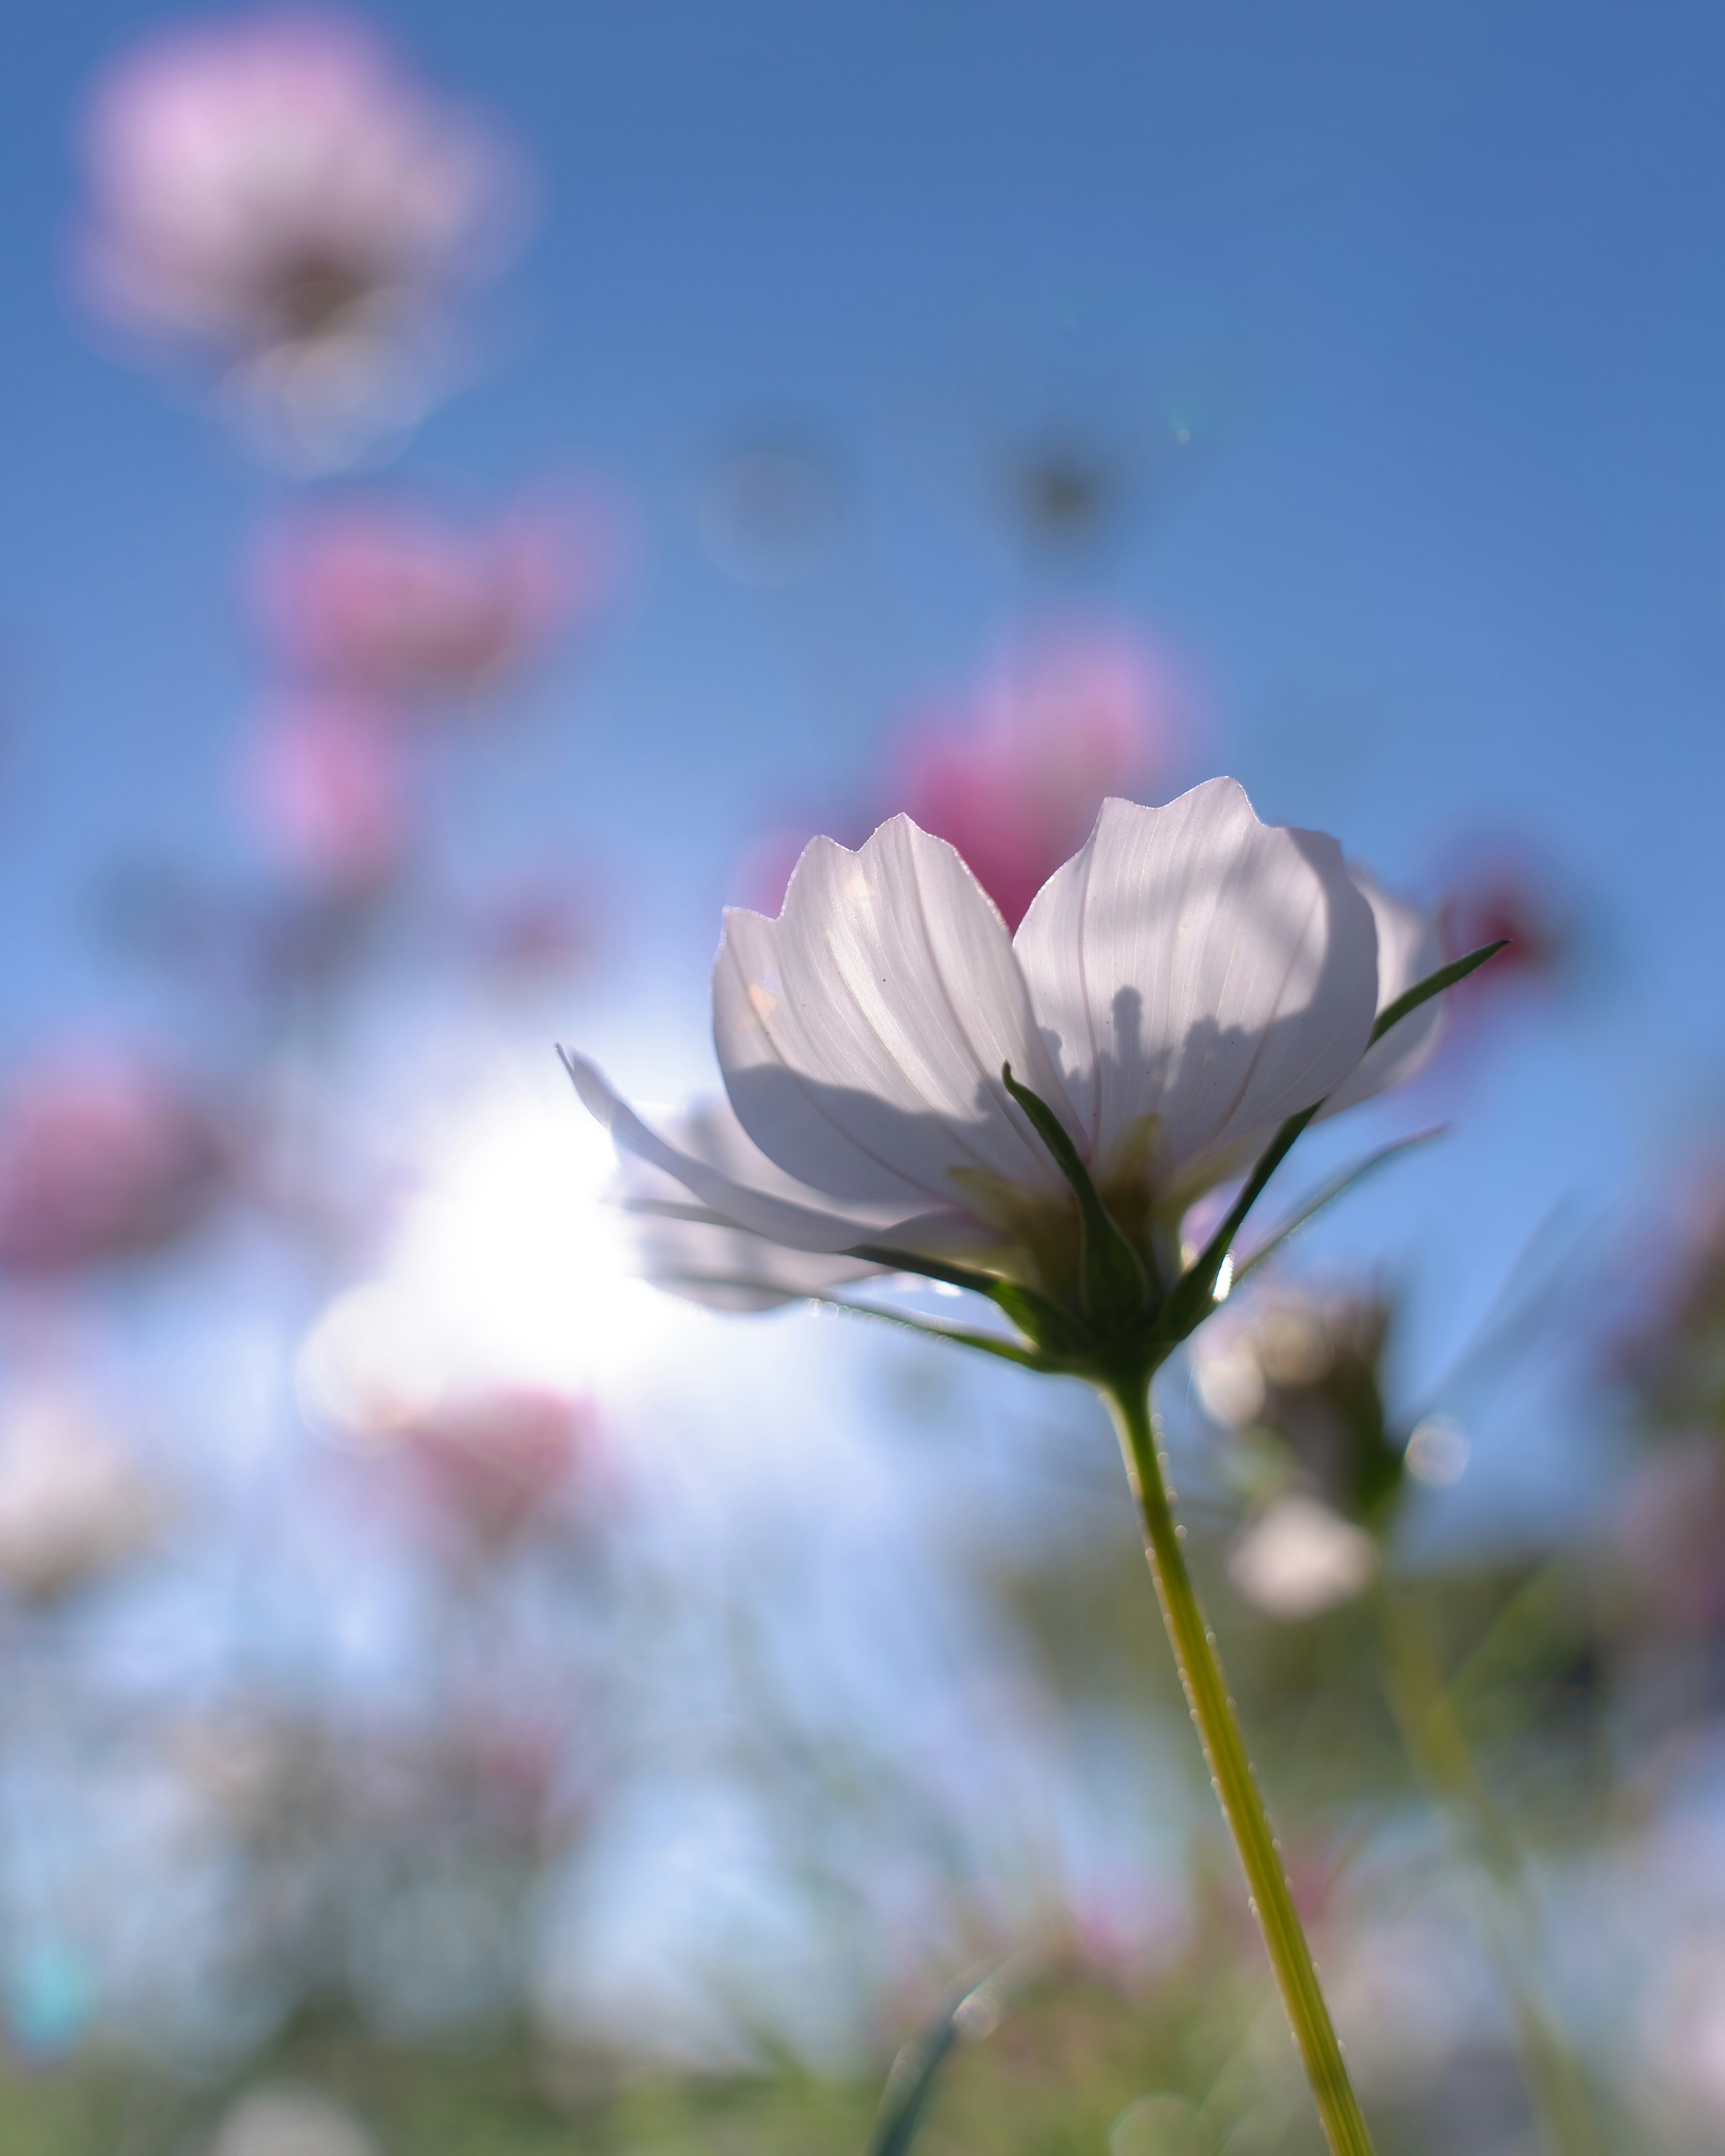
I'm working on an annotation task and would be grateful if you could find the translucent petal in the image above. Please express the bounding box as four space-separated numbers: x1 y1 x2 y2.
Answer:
712 816 1073 1207
617 1098 889 1311
1318 866 1445 1116
562 1051 906 1254
1013 780 1379 1196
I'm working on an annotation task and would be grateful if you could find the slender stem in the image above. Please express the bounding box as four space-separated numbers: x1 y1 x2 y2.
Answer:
1106 1373 1378 2156
1373 1591 1604 2156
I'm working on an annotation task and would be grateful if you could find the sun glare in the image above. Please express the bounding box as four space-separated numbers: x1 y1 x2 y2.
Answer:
297 1071 672 1441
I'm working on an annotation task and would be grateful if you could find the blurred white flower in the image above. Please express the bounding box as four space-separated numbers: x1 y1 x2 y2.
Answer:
1227 1493 1378 1620
0 1385 164 1602
213 2086 376 2156
75 10 526 468
569 779 1439 1312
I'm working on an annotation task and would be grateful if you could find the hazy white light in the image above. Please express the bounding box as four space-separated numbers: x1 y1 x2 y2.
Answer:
297 1072 674 1432
1212 1252 1234 1302
1404 1415 1469 1487
296 1281 455 1446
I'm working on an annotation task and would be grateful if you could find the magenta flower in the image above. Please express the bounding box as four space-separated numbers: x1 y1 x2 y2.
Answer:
243 692 409 888
74 9 524 464
737 619 1190 926
0 1051 221 1275
892 622 1184 928
251 496 586 702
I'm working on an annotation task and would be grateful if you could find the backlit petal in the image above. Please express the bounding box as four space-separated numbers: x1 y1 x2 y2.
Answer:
713 816 1072 1207
563 1051 905 1254
1014 781 1379 1196
617 1098 889 1311
1318 867 1445 1115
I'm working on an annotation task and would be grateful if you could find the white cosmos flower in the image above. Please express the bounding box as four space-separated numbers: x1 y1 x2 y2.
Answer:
567 778 1440 1313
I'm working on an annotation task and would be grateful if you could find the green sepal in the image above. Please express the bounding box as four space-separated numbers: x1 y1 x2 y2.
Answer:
815 1297 1066 1373
845 1244 1088 1358
1230 1127 1446 1288
1000 1063 1151 1325
1159 1101 1320 1342
1371 938 1507 1046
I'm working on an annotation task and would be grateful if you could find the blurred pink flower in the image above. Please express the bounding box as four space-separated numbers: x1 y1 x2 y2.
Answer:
470 883 594 979
890 622 1186 928
0 1384 165 1602
243 693 408 888
0 1051 221 1276
401 1383 593 1550
74 9 525 465
739 620 1190 927
1441 857 1569 997
252 497 592 702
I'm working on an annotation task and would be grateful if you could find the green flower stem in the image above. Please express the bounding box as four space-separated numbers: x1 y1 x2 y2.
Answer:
1372 1592 1603 2156
1106 1373 1377 2156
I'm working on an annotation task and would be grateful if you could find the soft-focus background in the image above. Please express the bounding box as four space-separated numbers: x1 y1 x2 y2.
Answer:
0 4 1723 2152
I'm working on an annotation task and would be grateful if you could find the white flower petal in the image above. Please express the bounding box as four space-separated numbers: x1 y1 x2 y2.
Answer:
563 1051 904 1255
1014 780 1380 1197
1318 866 1445 1116
617 1099 889 1311
712 816 1073 1207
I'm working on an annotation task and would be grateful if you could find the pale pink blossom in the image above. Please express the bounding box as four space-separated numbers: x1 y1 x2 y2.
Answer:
243 693 407 888
739 622 1188 927
571 779 1443 1315
892 623 1184 928
400 1383 592 1549
0 1051 221 1275
75 9 524 464
252 498 592 701
0 1385 164 1601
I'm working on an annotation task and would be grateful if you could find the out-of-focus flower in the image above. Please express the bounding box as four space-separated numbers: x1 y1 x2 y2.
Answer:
470 882 593 981
212 2085 377 2156
1441 853 1570 999
398 1382 592 1548
570 780 1442 1317
891 623 1186 929
0 1050 221 1275
1641 1931 1725 2131
243 693 408 889
74 10 525 467
1226 1492 1379 1620
1615 1162 1725 1438
252 497 596 702
1192 1285 1407 1529
0 1385 164 1601
697 440 840 585
1614 1440 1725 1633
743 622 1194 928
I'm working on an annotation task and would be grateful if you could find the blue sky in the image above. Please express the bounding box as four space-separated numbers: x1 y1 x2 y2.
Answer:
3 0 1723 1497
